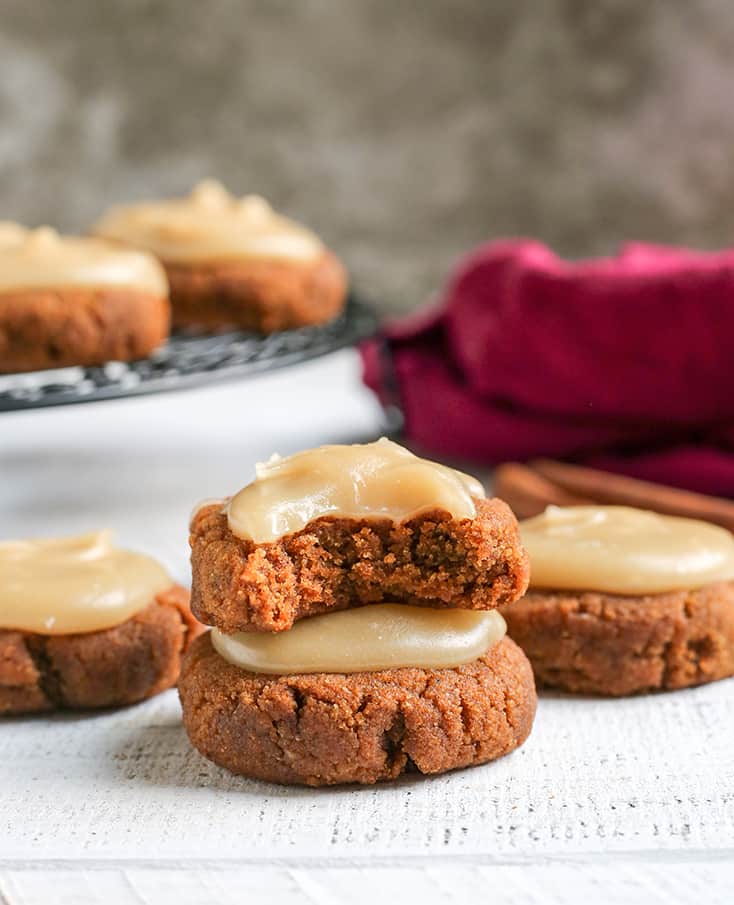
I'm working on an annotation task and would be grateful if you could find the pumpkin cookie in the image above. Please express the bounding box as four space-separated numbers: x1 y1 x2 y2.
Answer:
179 624 536 786
0 532 202 715
189 439 529 633
502 505 734 695
0 223 169 373
92 181 347 332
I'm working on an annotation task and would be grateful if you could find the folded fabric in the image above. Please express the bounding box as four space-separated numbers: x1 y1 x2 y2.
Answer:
361 239 734 497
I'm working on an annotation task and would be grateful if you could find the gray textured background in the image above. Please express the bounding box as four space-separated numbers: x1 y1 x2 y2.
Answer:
2 0 734 312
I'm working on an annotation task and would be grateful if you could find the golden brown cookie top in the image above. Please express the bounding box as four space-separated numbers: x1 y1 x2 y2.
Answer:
0 223 167 295
0 531 172 634
522 505 734 595
92 180 324 264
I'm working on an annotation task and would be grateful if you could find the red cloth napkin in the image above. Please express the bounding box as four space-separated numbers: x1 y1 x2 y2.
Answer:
361 239 734 496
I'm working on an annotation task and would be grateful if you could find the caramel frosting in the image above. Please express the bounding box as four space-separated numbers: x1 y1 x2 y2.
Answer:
0 531 172 634
91 180 324 264
521 505 734 595
225 438 485 543
0 222 167 295
211 604 506 675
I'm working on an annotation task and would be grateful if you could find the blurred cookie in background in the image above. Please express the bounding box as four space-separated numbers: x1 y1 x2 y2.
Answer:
93 180 348 333
0 223 169 374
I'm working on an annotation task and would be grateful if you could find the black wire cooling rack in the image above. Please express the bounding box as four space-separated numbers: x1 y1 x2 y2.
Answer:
0 294 377 412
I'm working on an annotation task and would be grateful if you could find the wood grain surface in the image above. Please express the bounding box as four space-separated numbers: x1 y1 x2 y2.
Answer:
2 862 734 905
2 682 733 865
1 351 733 903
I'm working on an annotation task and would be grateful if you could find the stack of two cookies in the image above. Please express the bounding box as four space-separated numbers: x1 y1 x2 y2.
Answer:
180 439 537 786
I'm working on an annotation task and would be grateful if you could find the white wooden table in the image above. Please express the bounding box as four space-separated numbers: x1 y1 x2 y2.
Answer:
1 350 733 904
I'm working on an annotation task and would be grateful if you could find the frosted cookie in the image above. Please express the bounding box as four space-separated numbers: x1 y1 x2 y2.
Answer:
0 532 202 714
0 223 170 373
179 618 536 786
189 438 530 633
180 439 535 785
501 506 734 696
92 181 347 332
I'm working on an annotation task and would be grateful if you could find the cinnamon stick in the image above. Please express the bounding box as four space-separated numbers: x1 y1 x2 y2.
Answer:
529 458 734 533
493 462 592 518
